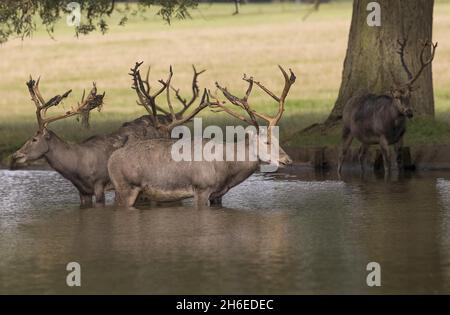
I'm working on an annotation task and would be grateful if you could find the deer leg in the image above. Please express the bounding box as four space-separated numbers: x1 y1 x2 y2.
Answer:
79 193 93 208
194 189 211 209
116 186 141 209
358 144 369 173
337 128 353 174
379 137 391 175
394 137 404 171
94 182 106 207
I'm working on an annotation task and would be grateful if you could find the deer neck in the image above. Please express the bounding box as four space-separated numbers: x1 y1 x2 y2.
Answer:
43 132 76 174
224 139 260 170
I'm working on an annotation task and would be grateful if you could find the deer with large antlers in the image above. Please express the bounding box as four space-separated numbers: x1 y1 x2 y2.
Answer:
107 66 294 208
338 38 438 175
11 77 127 207
117 62 206 139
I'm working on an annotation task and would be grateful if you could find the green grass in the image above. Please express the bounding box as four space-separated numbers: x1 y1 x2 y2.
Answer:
1 1 450 162
286 117 450 148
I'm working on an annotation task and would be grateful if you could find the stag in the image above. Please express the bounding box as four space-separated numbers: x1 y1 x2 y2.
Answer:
117 62 206 140
107 66 295 208
10 78 126 207
337 38 438 175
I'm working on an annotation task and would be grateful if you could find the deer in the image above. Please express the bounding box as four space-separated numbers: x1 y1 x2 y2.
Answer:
337 38 438 175
10 77 127 207
117 62 206 140
107 66 295 209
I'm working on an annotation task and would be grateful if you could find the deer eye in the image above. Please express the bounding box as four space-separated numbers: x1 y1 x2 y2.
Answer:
32 138 38 142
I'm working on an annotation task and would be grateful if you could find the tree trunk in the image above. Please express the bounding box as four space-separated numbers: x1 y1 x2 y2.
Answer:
326 0 435 124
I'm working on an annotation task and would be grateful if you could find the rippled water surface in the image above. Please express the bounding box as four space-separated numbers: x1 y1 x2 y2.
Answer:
1 168 450 294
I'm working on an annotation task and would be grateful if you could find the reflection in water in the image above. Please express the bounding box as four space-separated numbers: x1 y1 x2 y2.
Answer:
0 169 449 294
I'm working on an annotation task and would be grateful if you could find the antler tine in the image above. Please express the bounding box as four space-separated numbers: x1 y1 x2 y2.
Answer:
33 77 47 106
154 65 173 99
191 65 206 103
129 61 169 127
208 89 256 126
406 40 438 87
241 66 295 127
164 65 177 122
143 65 151 94
244 75 279 103
43 89 72 115
41 82 105 128
274 65 296 126
26 76 73 129
26 76 45 128
213 80 260 129
129 61 150 108
164 88 211 131
170 65 206 118
396 36 413 81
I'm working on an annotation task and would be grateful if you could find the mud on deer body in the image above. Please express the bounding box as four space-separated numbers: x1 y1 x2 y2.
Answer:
107 65 295 209
337 37 438 175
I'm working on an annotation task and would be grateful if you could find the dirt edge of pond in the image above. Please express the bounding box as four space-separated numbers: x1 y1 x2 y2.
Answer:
2 144 450 171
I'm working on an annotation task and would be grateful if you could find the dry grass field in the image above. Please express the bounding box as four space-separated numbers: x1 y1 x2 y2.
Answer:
1 1 450 159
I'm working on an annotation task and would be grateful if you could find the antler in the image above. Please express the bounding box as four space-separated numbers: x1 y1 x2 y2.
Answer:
211 76 259 130
129 61 172 129
396 36 413 81
163 88 211 131
406 40 438 87
170 65 206 118
395 37 438 88
26 77 104 129
130 62 209 133
210 66 296 138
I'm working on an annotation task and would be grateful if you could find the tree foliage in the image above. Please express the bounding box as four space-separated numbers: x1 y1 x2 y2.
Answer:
0 0 199 44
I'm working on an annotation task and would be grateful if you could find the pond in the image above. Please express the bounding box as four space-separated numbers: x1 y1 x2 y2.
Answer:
0 168 449 294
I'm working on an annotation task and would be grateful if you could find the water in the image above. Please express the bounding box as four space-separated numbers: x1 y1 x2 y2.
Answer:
1 168 450 294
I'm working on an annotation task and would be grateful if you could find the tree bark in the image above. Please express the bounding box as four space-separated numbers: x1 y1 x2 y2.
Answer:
325 0 435 124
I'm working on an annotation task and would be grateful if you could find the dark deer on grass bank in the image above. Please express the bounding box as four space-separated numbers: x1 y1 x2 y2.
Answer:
11 78 126 207
337 38 437 175
107 66 295 208
117 62 206 140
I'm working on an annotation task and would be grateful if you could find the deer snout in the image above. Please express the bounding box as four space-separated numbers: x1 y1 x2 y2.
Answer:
279 155 293 167
11 152 26 164
10 152 23 170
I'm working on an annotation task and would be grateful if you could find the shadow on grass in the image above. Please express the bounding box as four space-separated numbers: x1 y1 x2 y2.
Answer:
0 111 327 161
3 112 450 163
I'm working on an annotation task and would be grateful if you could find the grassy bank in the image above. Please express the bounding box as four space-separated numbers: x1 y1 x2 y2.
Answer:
1 1 450 162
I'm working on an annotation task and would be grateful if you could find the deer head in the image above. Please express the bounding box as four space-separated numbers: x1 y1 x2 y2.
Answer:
11 77 104 165
390 37 438 118
129 61 208 134
208 65 296 167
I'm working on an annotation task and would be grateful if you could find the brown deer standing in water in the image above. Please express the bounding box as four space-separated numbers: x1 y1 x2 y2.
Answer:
10 78 125 207
107 66 294 208
337 38 438 175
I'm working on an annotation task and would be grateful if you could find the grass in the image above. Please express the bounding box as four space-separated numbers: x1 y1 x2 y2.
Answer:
1 1 450 161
